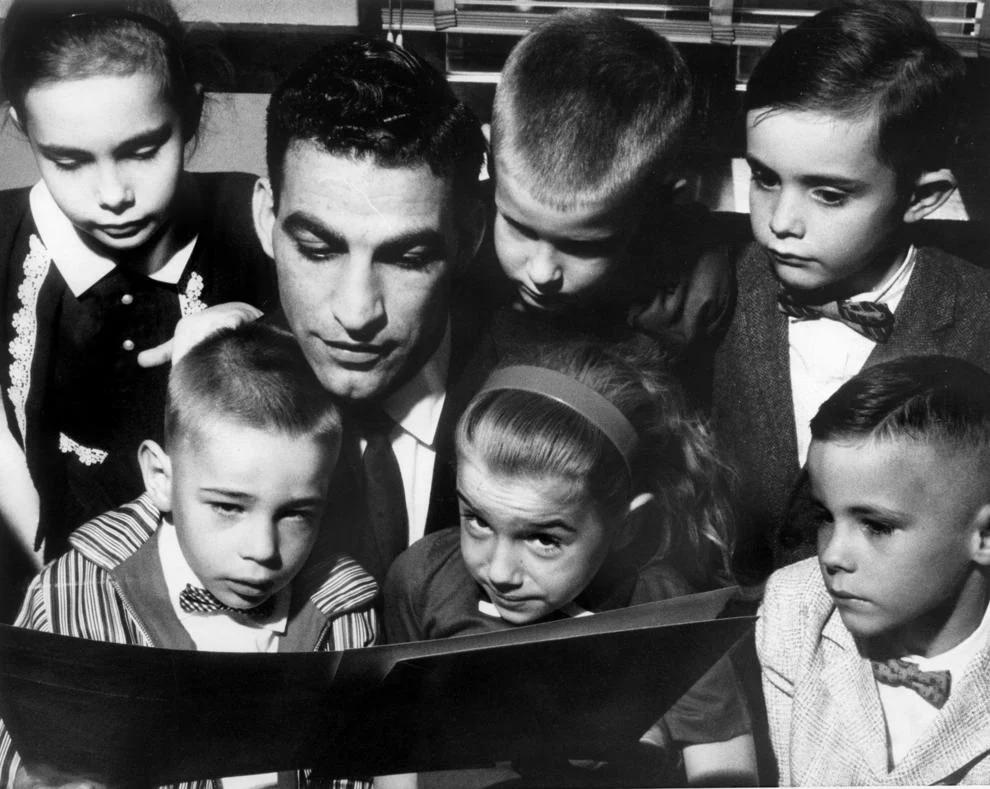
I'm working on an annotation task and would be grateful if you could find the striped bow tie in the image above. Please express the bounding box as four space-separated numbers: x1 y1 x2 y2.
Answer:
777 291 895 343
178 583 275 620
871 657 951 708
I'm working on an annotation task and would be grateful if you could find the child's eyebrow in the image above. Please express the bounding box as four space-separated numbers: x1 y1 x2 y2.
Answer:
746 153 866 190
113 123 173 154
847 504 908 521
199 487 255 502
36 122 173 160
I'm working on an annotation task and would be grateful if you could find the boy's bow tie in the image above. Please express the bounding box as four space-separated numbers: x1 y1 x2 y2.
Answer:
777 291 895 343
871 657 951 708
178 583 275 620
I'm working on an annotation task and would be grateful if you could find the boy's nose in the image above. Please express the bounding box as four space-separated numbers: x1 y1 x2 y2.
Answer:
331 257 387 339
818 523 855 575
238 519 280 566
526 245 564 293
96 165 135 214
486 541 523 590
768 193 805 239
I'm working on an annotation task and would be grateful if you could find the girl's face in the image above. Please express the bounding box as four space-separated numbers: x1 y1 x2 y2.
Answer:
21 72 185 254
457 446 624 625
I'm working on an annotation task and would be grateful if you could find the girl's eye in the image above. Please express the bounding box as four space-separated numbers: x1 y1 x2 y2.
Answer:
528 533 563 556
460 511 489 534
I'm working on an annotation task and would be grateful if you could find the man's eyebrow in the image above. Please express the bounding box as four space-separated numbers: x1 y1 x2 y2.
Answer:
282 212 347 244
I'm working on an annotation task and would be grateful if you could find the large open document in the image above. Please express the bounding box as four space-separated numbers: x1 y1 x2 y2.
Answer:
0 586 754 784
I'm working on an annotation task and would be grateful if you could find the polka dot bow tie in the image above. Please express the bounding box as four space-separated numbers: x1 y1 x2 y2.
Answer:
178 583 275 621
871 657 951 709
777 291 895 343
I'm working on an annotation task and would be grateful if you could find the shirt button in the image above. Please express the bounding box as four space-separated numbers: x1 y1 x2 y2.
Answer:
121 294 134 305
122 339 135 351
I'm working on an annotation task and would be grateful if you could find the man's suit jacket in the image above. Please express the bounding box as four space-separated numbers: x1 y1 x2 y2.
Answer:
712 242 990 581
757 558 990 785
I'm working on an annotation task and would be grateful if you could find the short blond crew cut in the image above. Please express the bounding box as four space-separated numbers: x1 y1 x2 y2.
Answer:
491 9 693 210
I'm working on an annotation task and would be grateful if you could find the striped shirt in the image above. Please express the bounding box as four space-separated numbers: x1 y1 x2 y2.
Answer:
0 495 378 789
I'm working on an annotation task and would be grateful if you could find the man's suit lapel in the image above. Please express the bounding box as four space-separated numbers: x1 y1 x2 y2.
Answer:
867 248 957 366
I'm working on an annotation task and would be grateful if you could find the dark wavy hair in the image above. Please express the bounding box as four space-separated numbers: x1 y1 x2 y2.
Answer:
745 0 966 185
265 36 486 207
811 355 990 451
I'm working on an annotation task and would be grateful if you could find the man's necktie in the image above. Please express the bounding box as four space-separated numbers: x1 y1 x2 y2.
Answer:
358 408 409 581
178 583 275 620
777 291 895 343
871 657 951 709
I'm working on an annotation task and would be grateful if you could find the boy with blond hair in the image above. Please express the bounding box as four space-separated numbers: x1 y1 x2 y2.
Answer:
0 323 377 788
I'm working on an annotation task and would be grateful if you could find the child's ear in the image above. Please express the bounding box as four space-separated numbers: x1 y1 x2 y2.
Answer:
252 177 277 261
903 168 957 224
614 492 657 550
970 503 990 566
138 440 173 513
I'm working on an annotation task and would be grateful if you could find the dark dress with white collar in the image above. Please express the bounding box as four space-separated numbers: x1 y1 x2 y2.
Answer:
0 172 277 561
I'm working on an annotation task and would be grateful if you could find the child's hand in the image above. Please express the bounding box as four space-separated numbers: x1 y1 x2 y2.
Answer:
136 302 263 368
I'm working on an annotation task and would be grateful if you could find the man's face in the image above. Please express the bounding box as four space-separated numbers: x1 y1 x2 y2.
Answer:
746 109 908 298
809 437 988 657
255 144 464 401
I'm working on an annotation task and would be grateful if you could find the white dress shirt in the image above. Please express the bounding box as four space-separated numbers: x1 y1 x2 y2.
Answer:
158 520 289 789
877 599 990 767
789 246 916 465
366 324 450 544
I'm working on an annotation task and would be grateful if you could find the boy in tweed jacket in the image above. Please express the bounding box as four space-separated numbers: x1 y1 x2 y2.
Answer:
712 1 990 582
757 356 990 785
0 323 378 789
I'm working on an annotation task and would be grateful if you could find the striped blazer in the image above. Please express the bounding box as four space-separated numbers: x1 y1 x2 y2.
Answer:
0 495 379 789
757 558 990 785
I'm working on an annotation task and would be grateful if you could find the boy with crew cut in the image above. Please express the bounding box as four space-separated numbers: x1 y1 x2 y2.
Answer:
712 0 990 581
757 355 990 784
0 323 378 789
482 9 733 380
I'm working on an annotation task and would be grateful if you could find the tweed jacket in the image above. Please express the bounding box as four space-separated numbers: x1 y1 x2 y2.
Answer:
712 242 990 580
757 558 990 785
0 495 378 789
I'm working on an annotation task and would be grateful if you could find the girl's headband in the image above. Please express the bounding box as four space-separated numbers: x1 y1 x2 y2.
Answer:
477 365 638 469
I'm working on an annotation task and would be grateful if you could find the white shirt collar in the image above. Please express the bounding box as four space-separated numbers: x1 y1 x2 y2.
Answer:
29 180 196 297
854 244 916 308
382 323 451 448
157 519 289 635
908 596 990 675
